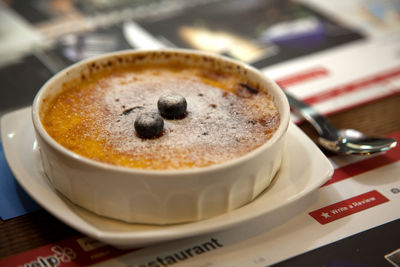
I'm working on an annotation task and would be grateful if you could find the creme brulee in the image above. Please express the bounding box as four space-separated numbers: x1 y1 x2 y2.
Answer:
42 64 280 170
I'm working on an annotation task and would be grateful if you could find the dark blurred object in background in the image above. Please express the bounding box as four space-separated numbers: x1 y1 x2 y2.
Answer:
0 55 52 113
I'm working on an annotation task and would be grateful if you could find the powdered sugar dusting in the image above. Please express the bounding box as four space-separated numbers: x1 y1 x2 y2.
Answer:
44 67 280 170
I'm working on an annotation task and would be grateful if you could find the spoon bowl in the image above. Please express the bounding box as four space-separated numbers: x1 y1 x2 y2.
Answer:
318 129 397 155
285 92 397 155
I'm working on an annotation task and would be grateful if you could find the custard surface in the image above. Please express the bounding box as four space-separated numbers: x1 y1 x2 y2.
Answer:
42 65 280 170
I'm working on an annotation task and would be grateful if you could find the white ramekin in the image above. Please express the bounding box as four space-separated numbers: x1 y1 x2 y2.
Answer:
32 49 290 225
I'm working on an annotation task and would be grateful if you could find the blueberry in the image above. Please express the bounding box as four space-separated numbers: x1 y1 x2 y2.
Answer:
157 93 187 119
134 112 164 139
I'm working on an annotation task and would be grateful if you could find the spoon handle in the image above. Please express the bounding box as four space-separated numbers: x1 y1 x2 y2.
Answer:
284 91 339 140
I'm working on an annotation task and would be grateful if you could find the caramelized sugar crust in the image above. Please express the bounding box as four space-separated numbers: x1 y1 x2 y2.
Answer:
42 64 280 170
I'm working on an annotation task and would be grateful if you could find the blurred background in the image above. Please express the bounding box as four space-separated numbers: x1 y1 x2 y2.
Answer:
0 0 399 117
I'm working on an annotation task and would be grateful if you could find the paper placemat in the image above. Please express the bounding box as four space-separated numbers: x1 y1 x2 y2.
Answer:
1 130 398 266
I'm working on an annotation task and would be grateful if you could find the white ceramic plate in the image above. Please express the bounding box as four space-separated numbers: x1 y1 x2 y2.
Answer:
1 107 333 248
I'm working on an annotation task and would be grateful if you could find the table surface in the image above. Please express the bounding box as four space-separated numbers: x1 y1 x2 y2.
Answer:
1 0 400 263
1 93 399 261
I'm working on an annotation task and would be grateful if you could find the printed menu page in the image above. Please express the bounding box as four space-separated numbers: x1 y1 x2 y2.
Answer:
262 35 400 120
95 135 400 266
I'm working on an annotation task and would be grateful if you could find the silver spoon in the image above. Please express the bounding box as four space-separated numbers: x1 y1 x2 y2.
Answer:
284 91 397 155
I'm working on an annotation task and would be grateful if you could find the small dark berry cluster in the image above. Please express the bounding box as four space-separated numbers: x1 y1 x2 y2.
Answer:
158 93 187 119
134 93 187 139
134 112 164 139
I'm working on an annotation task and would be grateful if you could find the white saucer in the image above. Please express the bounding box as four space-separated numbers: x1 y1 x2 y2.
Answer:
1 107 333 248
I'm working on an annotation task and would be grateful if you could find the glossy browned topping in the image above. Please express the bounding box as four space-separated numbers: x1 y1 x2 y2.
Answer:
42 63 279 170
